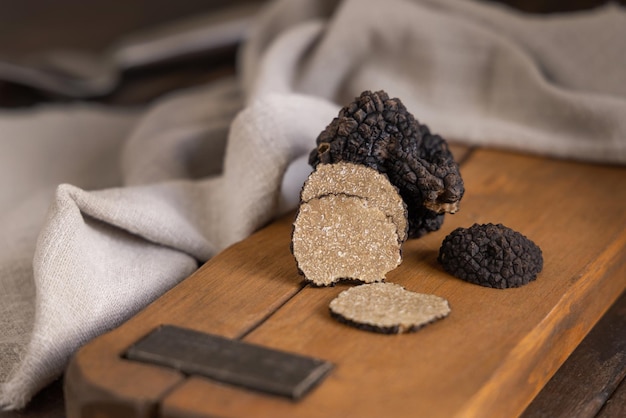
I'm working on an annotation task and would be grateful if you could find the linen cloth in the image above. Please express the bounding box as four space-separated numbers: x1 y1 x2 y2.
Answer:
1 0 625 410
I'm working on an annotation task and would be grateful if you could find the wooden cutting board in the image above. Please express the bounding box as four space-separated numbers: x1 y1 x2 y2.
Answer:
64 148 626 418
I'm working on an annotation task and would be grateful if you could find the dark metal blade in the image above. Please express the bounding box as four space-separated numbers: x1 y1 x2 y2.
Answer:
124 325 333 400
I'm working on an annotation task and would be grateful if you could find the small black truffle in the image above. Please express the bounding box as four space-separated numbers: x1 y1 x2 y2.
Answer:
438 223 543 288
309 90 464 239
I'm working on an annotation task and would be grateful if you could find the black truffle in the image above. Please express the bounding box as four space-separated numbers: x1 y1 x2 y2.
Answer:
438 223 543 288
328 283 451 334
309 90 464 238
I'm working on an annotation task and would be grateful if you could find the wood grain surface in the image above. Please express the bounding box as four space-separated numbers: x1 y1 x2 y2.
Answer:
65 148 626 418
597 375 626 418
2 1 623 417
522 290 626 418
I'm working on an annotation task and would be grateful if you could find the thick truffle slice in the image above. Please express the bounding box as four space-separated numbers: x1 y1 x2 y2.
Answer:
301 162 408 243
292 194 401 286
438 223 543 288
329 283 451 334
309 90 464 238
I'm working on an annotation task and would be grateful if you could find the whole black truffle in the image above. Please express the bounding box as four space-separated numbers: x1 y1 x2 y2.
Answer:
309 90 464 239
438 223 543 288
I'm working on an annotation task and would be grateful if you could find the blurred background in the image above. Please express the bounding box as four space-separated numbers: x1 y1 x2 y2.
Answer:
0 0 623 416
0 0 623 108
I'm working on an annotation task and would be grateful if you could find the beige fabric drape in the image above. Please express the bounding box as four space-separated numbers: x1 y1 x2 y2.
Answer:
1 0 625 409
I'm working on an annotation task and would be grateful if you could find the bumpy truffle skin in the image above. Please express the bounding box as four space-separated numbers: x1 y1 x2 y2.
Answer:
438 223 543 288
309 90 464 238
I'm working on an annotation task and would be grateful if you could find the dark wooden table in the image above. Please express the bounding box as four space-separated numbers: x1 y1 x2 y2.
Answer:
1 1 624 417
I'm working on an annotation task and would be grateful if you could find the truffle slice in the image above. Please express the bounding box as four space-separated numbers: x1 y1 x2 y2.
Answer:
438 223 543 288
301 161 408 243
329 283 451 334
309 90 464 238
292 194 401 286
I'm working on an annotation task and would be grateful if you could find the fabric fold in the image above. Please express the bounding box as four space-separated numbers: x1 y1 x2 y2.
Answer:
1 185 199 409
2 0 626 410
0 91 338 409
289 0 626 162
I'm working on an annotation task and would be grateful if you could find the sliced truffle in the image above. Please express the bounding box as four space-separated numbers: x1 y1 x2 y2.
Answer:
309 90 464 238
438 223 543 288
300 161 408 243
292 194 401 286
329 283 450 334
